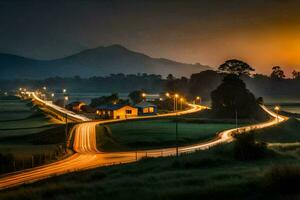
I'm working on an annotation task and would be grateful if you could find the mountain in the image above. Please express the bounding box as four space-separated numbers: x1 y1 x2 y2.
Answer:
0 45 211 79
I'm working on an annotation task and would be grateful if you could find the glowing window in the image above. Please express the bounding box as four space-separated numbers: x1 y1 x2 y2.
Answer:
149 107 154 112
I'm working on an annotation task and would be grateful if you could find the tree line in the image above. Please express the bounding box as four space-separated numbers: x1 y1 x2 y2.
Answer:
1 61 299 100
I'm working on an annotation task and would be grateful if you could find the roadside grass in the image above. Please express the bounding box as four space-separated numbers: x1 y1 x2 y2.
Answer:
96 119 238 151
0 143 297 200
255 118 300 143
0 113 54 130
0 97 74 173
0 99 33 121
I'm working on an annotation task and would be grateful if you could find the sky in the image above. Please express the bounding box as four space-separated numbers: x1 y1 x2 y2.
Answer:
1 0 300 76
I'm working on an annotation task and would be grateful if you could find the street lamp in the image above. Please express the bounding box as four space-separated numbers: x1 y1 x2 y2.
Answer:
174 94 179 112
64 96 69 107
142 93 146 101
274 106 280 122
165 92 170 98
180 98 183 110
63 89 67 93
196 96 201 104
43 86 47 91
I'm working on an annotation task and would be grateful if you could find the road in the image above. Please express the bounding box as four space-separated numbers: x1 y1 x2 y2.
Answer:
0 93 288 190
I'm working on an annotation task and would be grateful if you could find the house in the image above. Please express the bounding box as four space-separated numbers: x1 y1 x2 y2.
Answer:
135 101 157 115
95 104 138 119
66 101 86 112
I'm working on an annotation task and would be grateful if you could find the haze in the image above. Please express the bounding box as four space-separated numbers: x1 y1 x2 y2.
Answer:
1 0 300 75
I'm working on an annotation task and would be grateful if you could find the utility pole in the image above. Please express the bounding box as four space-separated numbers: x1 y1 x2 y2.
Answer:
65 113 68 149
173 97 176 112
176 113 179 157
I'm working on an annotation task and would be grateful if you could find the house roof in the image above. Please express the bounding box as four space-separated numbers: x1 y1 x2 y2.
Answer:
96 104 136 110
135 101 157 108
67 101 86 107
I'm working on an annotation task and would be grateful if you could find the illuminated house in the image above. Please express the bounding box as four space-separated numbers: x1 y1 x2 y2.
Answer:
66 101 86 112
135 101 157 115
96 104 138 119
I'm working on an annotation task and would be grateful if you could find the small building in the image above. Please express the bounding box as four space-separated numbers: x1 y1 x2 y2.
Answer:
135 101 157 116
66 101 86 112
95 104 138 119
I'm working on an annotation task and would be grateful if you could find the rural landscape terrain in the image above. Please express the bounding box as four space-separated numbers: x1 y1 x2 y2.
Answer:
1 0 300 199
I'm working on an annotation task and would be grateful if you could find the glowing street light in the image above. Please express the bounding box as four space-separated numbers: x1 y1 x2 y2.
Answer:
180 98 184 110
64 96 69 108
43 86 47 90
63 89 67 93
51 93 55 97
174 94 179 112
196 96 201 104
165 92 170 97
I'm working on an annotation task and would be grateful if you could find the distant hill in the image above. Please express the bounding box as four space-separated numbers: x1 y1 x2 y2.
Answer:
0 45 210 79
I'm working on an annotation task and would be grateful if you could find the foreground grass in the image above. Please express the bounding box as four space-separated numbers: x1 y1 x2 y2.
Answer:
96 119 237 151
255 118 300 143
0 143 298 200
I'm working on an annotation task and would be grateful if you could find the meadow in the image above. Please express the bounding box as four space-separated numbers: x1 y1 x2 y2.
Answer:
2 118 300 199
0 96 69 173
96 119 238 151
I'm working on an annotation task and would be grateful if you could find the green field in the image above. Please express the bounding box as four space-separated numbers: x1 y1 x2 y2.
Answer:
0 98 33 121
0 97 57 138
1 134 299 199
1 116 300 199
0 97 69 173
96 119 239 151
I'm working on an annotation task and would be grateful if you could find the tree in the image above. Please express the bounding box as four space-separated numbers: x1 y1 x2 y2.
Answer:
128 90 144 104
189 70 221 100
271 66 285 80
218 59 254 76
90 93 128 107
292 70 300 79
211 74 264 120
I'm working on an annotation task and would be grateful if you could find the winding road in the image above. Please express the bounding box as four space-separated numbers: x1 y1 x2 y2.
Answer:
0 92 288 190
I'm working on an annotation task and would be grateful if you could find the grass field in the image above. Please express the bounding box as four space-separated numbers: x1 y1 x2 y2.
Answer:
0 97 57 138
96 119 238 151
255 118 300 143
0 96 69 171
1 118 300 199
1 142 298 200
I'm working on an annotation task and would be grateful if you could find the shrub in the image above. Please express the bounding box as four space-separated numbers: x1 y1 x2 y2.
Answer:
264 165 300 194
233 132 267 161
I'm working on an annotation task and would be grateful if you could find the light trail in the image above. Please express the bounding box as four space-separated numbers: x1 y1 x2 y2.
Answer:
0 94 288 190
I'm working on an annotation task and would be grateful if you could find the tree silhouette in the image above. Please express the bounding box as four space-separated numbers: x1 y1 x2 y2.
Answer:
292 70 300 79
271 66 285 80
218 59 254 76
211 74 262 119
128 90 144 104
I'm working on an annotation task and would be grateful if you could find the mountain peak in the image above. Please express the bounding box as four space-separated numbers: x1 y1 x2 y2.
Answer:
0 45 211 79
